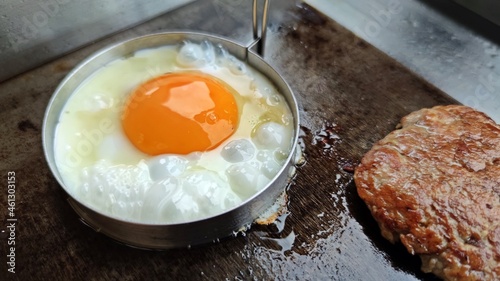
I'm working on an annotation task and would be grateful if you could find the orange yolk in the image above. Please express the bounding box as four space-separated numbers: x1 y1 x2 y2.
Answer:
122 72 239 155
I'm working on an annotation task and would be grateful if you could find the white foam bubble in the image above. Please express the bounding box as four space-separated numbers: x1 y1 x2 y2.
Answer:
226 163 269 198
253 122 289 150
141 177 178 222
221 139 255 163
257 150 281 178
80 160 150 218
176 42 206 68
147 155 188 181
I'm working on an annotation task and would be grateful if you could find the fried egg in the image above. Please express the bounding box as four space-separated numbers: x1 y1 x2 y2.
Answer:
54 41 294 224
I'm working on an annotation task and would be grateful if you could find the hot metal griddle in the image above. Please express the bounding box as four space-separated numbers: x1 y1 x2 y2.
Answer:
0 1 456 280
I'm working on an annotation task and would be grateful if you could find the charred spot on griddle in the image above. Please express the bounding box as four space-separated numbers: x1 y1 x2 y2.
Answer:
18 119 38 132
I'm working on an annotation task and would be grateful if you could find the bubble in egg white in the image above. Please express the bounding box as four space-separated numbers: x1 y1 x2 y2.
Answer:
147 155 188 181
227 56 246 75
200 41 215 64
79 160 151 220
257 150 281 178
142 170 243 223
112 197 139 219
187 172 235 219
266 93 282 107
182 171 238 210
226 163 269 198
253 122 289 150
170 191 199 221
176 42 206 67
274 148 290 162
141 177 177 222
281 113 291 126
221 139 255 163
214 44 226 61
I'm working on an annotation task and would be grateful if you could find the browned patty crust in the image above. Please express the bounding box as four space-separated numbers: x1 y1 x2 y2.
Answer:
354 105 500 280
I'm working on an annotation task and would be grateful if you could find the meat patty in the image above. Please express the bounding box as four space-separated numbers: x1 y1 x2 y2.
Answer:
354 105 500 280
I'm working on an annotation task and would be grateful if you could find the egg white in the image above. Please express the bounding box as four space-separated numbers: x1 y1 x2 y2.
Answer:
54 41 294 224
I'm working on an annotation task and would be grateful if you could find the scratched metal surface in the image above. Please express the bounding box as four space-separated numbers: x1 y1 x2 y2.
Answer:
0 0 456 280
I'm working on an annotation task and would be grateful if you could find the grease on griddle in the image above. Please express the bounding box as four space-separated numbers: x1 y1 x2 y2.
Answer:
312 122 341 154
340 159 358 173
253 212 296 254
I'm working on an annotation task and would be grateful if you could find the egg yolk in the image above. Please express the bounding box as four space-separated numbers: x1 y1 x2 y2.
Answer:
122 72 239 155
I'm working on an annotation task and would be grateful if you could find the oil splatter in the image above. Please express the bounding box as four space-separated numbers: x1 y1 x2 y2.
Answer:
312 122 341 153
340 158 358 173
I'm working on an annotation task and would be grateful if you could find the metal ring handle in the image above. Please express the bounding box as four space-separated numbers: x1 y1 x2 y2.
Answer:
249 0 269 57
